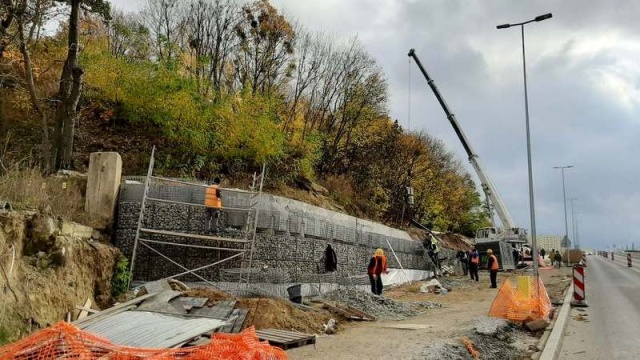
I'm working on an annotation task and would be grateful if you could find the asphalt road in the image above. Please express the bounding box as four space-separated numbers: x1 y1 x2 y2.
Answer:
559 255 640 359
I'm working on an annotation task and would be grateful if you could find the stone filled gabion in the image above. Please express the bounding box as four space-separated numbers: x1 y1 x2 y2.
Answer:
115 200 431 283
324 288 441 320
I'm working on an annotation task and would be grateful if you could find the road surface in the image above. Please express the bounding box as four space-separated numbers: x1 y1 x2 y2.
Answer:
559 255 640 359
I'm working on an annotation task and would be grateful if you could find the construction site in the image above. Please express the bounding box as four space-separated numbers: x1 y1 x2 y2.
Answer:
0 150 574 360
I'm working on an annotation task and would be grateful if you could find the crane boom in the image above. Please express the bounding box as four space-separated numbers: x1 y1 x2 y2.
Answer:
408 49 516 230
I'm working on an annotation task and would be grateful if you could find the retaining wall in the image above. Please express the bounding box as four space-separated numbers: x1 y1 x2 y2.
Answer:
115 182 437 283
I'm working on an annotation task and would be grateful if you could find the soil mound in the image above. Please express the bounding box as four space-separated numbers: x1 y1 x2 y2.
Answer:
236 298 331 334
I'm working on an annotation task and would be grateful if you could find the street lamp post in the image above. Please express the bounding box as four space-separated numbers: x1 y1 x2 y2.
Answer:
554 165 574 265
497 13 552 278
568 198 578 249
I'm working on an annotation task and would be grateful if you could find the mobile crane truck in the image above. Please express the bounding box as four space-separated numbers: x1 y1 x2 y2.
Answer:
408 49 527 270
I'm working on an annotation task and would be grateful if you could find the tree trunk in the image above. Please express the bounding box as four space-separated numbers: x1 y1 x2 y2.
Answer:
53 0 83 170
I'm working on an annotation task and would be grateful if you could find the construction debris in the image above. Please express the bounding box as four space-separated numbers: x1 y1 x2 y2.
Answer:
256 329 317 350
525 319 549 332
474 317 509 336
323 319 337 334
418 318 532 360
461 336 480 359
324 288 441 320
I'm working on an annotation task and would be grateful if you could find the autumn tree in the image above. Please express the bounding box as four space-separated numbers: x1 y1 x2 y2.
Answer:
184 0 239 97
142 0 183 61
108 8 150 59
52 0 110 170
234 0 295 95
0 0 15 136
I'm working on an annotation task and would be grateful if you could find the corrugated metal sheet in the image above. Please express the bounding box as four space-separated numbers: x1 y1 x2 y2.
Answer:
83 311 226 348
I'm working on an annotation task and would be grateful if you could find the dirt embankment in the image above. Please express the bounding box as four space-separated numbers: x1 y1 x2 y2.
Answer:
0 212 119 344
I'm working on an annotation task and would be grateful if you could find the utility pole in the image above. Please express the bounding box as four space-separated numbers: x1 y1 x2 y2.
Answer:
554 165 574 265
569 198 578 250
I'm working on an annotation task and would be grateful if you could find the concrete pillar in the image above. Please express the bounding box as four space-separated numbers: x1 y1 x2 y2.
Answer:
85 152 122 227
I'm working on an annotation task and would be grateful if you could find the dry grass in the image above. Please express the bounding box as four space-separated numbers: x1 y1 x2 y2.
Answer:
0 168 90 224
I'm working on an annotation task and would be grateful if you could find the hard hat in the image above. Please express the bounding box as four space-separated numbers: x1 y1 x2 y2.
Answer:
487 249 493 254
375 248 384 256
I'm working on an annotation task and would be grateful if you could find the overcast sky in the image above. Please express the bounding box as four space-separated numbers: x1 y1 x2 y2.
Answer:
112 0 640 250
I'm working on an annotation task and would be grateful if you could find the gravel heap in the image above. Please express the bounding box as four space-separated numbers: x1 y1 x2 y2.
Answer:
416 318 532 360
324 288 441 320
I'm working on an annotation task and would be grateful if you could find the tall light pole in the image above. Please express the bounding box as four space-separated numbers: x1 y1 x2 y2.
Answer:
554 165 573 265
497 13 552 278
568 198 578 249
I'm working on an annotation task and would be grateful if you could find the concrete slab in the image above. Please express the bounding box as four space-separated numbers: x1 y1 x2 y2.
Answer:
85 152 122 226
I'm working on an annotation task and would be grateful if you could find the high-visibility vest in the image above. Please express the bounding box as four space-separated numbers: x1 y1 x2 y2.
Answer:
205 185 223 209
489 254 499 270
368 255 388 275
471 253 479 264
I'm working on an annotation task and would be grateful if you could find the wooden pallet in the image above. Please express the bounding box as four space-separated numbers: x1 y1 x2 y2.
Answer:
255 329 316 350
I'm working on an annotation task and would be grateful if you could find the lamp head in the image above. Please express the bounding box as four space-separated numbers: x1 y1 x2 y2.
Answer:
535 13 552 21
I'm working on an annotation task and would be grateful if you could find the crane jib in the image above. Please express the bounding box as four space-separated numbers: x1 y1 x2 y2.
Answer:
408 48 518 232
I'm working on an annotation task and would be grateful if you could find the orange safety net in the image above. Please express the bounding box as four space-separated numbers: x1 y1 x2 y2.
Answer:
0 322 288 360
488 277 552 322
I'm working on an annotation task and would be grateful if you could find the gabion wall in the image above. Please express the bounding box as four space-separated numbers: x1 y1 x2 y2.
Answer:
115 200 431 283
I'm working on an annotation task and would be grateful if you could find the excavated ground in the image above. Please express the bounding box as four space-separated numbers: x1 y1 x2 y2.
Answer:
288 267 572 360
0 211 119 344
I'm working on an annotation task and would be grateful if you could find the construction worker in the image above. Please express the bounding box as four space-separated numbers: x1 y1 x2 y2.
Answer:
367 248 388 295
457 250 468 276
204 177 223 234
553 250 562 268
469 248 479 282
487 249 499 288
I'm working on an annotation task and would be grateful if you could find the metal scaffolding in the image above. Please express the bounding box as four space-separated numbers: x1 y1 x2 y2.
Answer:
127 147 265 292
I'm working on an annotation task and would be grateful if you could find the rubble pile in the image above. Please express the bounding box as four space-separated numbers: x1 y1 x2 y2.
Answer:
324 288 441 320
416 317 533 360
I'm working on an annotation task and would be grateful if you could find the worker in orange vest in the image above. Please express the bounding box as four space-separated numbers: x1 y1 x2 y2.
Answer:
487 248 499 288
367 248 389 295
204 177 223 234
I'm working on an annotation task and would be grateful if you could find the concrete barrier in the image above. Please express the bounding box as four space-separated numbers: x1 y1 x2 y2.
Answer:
85 152 122 226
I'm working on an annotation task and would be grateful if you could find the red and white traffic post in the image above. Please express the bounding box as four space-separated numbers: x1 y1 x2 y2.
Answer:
571 264 588 307
581 252 587 267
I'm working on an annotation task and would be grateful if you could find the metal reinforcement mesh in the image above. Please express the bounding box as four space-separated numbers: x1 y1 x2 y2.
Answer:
488 277 552 322
0 322 288 360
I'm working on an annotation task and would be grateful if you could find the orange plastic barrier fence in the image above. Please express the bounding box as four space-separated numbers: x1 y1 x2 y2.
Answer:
0 322 288 360
488 277 552 322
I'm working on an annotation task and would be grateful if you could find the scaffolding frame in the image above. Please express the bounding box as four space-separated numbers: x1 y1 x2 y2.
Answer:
127 147 265 292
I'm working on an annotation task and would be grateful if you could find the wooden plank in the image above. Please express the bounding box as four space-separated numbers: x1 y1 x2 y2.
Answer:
77 298 92 320
220 309 239 333
74 293 158 328
344 305 377 321
256 329 316 350
231 309 248 333
190 300 236 319
179 297 208 309
143 279 173 294
75 306 98 314
260 329 309 338
136 290 185 314
139 228 247 243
